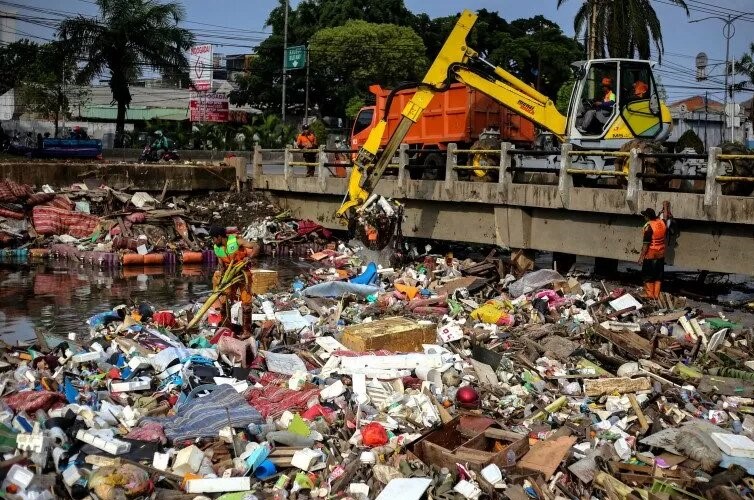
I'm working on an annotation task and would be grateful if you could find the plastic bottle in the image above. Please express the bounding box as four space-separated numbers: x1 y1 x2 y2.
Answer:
506 448 517 466
266 431 316 447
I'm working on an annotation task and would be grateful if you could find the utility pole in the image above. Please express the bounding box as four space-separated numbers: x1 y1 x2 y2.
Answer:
588 0 597 60
690 12 749 142
281 0 289 123
304 44 310 122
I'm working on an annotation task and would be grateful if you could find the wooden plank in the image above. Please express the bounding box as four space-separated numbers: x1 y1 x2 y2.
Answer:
628 393 650 433
583 377 651 396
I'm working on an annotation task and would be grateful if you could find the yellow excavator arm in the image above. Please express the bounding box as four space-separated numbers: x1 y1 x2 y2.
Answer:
336 9 567 219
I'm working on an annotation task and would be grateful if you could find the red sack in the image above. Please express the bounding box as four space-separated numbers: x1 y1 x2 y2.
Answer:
153 311 177 328
361 422 389 447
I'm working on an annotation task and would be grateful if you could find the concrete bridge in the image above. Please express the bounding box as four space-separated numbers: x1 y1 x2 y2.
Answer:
247 143 754 276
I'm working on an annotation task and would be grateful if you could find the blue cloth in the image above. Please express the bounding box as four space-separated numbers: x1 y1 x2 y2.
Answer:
350 262 378 285
140 384 262 442
302 281 380 298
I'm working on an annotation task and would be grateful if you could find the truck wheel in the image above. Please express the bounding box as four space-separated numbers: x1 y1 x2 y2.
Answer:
470 138 501 182
422 152 445 180
720 142 754 196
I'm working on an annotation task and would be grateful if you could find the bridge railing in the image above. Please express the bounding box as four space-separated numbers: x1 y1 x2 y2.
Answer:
251 143 754 208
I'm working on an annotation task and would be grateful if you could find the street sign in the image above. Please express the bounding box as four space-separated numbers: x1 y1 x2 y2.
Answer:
189 92 229 123
285 45 307 70
188 44 213 91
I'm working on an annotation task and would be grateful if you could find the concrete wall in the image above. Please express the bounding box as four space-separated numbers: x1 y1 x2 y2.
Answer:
0 162 236 192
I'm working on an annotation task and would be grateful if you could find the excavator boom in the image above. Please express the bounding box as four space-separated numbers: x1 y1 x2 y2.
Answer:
337 9 568 219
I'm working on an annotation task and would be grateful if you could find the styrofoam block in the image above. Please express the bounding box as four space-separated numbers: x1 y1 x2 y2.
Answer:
184 477 251 493
110 379 150 393
72 351 102 363
172 445 204 475
75 429 130 454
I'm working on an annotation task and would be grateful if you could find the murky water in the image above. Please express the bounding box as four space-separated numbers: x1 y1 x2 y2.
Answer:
0 259 307 346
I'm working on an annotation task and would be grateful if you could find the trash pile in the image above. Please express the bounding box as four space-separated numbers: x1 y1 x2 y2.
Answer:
1 223 754 498
0 179 334 266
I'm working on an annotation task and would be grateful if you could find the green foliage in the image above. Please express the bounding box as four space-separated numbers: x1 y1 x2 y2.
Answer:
15 41 88 135
0 40 41 96
244 115 296 149
557 0 689 61
308 21 427 117
308 120 327 146
59 0 194 146
345 95 367 119
556 79 576 114
675 130 704 154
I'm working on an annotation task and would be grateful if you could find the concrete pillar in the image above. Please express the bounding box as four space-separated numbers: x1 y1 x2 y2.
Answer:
317 145 326 190
557 143 573 209
283 146 293 184
594 257 619 277
397 143 409 192
252 145 263 180
704 146 721 210
625 148 641 212
444 143 458 193
552 252 576 274
499 142 512 202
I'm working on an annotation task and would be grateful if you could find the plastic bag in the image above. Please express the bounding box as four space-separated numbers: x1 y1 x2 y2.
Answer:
508 269 564 297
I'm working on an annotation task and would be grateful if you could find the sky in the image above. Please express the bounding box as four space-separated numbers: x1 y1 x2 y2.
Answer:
6 0 754 103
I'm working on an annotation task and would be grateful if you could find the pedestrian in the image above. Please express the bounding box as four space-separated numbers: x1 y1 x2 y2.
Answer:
638 206 671 299
296 124 318 177
210 226 261 338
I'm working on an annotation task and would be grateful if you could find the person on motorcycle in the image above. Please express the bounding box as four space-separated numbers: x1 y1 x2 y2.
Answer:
151 130 171 156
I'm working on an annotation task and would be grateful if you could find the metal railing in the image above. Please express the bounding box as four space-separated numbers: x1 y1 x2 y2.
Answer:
249 142 754 209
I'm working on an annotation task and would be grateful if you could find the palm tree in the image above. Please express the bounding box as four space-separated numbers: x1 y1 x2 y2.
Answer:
736 43 754 123
59 0 194 146
557 0 688 61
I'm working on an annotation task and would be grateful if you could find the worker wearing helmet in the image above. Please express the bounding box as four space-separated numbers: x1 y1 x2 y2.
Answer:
632 80 649 99
296 124 318 177
151 130 171 156
579 77 616 134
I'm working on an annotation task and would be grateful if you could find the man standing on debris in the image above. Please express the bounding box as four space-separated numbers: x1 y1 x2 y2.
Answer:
210 226 261 337
296 124 318 177
638 203 672 299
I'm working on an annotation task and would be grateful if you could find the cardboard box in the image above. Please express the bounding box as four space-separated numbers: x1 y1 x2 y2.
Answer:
251 269 278 294
409 415 529 473
342 317 436 353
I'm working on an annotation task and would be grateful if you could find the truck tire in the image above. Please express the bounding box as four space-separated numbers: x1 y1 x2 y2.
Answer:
470 138 501 182
422 152 445 180
719 142 754 196
613 139 673 191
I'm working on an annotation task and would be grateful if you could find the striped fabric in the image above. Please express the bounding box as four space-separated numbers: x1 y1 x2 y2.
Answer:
138 384 262 442
32 206 99 238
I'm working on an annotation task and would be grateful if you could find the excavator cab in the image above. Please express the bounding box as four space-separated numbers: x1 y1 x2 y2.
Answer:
567 59 671 147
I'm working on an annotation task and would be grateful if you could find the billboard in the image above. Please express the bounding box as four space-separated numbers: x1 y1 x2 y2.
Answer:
189 92 229 122
188 44 213 91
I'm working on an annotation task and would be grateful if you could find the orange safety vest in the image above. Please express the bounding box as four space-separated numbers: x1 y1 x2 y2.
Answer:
296 133 317 149
644 219 667 260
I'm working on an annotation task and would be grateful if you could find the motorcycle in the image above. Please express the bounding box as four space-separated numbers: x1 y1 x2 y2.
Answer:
138 144 180 163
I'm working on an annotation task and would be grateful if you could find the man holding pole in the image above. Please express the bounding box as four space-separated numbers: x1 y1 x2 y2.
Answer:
210 226 260 337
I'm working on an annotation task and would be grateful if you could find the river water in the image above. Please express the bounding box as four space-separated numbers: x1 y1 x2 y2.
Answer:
0 259 306 346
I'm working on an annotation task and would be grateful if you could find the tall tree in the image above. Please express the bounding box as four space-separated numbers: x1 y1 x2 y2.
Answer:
18 41 88 137
58 0 194 146
0 40 41 96
557 0 688 61
308 21 427 117
735 43 754 122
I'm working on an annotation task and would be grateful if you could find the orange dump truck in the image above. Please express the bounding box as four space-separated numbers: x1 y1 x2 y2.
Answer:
351 83 536 178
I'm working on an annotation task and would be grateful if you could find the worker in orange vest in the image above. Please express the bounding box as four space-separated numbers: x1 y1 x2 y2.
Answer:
210 226 261 337
638 206 670 299
296 124 318 177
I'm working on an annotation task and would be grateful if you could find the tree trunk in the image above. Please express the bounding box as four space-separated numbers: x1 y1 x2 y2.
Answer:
53 109 59 138
115 100 127 147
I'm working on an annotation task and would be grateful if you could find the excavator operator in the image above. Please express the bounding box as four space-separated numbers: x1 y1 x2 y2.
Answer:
579 77 616 134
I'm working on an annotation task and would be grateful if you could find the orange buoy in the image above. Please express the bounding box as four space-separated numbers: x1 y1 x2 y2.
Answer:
121 253 144 266
180 251 203 264
143 253 165 265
